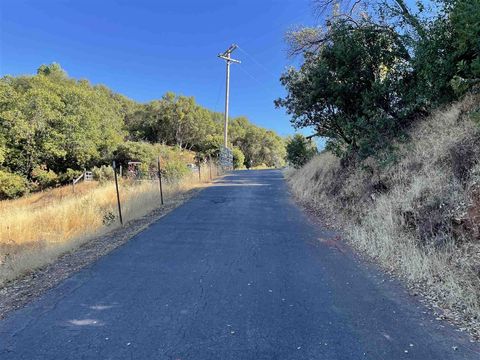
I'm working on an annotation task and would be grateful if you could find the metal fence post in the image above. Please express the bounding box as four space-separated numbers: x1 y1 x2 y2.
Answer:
112 161 123 226
157 156 164 205
209 156 212 181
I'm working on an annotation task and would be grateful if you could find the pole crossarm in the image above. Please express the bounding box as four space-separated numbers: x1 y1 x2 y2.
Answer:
218 55 241 63
220 44 238 56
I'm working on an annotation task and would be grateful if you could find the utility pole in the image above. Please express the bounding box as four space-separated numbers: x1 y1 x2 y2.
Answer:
218 44 240 148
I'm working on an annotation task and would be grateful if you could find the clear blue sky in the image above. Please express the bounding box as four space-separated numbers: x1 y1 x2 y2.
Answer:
0 0 320 137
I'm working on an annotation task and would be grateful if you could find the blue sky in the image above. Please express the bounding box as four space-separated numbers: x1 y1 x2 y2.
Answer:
0 0 320 137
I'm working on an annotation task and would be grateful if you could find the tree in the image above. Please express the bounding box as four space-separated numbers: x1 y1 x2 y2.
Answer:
309 0 426 42
37 62 68 80
229 120 286 168
448 0 480 94
305 1 480 105
0 64 129 183
286 134 318 168
126 92 222 150
0 63 287 196
197 134 224 158
276 20 413 158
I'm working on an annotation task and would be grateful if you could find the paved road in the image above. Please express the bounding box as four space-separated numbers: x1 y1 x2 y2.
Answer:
0 170 479 359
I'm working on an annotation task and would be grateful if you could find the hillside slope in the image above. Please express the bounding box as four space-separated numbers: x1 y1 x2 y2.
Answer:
286 96 480 338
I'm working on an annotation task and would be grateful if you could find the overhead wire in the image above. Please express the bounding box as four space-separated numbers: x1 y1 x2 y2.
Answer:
237 46 279 80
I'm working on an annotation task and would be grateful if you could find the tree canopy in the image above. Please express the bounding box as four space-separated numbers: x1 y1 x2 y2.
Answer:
277 0 480 160
0 64 286 198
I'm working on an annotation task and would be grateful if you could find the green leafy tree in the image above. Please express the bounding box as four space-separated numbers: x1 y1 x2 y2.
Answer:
229 117 286 167
286 134 318 168
0 63 286 196
448 0 480 94
0 64 128 180
197 134 224 158
276 20 413 158
126 93 221 150
114 141 160 172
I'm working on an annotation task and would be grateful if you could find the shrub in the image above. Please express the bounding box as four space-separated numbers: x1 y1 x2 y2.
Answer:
31 165 58 189
58 168 83 184
232 147 245 169
0 171 28 199
114 141 158 170
91 165 114 182
286 134 317 168
163 161 189 183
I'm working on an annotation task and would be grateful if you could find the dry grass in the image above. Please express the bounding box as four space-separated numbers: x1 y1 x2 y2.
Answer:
0 163 222 285
286 96 480 337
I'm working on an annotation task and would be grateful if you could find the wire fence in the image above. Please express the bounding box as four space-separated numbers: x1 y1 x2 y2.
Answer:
72 157 226 226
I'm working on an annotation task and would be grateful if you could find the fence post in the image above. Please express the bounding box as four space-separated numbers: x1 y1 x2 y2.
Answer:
197 160 201 182
112 161 123 226
209 156 212 181
157 156 164 205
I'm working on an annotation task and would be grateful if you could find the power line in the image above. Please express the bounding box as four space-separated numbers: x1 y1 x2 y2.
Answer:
237 65 272 93
237 46 278 80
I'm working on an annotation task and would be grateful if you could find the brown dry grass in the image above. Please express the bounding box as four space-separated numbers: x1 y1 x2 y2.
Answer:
0 163 221 285
286 96 480 338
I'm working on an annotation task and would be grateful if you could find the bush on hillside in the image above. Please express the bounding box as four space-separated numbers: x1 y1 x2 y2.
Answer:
449 0 480 94
58 168 83 183
198 134 223 158
232 147 245 169
0 171 28 199
31 165 58 189
286 134 317 168
114 141 159 172
163 161 189 183
91 165 115 183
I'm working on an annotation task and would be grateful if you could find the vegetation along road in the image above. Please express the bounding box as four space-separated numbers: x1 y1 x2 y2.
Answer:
0 170 479 359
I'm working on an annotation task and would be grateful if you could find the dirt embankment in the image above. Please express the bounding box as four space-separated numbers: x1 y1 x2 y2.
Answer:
286 96 480 340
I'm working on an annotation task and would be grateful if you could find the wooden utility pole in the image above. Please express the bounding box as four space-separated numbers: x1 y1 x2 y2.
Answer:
218 44 240 148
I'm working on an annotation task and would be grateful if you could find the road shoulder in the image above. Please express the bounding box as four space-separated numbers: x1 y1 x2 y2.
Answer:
0 188 203 320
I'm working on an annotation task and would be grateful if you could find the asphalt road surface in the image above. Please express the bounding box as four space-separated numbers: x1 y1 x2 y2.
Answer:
1 170 479 359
